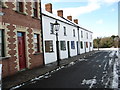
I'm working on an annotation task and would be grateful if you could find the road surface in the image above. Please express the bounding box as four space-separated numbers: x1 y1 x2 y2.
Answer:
18 50 119 89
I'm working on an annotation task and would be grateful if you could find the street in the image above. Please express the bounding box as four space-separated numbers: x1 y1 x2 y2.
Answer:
17 50 119 89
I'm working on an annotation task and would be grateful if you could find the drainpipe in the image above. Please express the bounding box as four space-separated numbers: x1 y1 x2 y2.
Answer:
39 1 45 66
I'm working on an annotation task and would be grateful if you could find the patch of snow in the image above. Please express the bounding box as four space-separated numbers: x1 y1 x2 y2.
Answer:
99 65 101 68
60 66 64 69
10 83 25 90
104 56 107 58
93 48 118 51
109 51 116 57
81 78 97 88
111 59 119 88
69 62 75 65
105 78 110 88
79 59 88 62
109 59 113 66
101 74 107 83
103 71 107 74
44 75 51 79
104 63 107 70
31 75 44 82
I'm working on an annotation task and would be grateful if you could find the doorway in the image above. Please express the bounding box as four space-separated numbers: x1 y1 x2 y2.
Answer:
17 32 26 70
67 41 70 58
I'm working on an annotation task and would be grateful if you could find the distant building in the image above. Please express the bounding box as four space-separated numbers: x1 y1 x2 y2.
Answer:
0 0 44 78
42 3 93 64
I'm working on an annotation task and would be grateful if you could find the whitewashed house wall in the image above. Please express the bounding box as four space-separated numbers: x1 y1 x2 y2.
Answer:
42 4 93 64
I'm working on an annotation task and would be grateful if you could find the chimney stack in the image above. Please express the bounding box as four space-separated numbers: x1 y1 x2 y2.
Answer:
45 3 52 13
74 19 78 24
67 16 72 21
57 10 63 17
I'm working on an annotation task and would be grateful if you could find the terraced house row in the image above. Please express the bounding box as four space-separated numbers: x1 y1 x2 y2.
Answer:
0 1 93 78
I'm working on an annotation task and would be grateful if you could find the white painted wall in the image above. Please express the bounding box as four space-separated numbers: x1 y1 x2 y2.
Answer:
42 10 93 64
42 13 78 64
79 28 93 54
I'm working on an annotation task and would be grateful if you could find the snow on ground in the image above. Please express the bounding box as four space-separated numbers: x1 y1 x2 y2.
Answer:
10 83 25 90
111 58 119 88
81 76 97 88
10 65 66 90
93 48 119 51
78 59 88 62
109 50 116 57
104 62 107 70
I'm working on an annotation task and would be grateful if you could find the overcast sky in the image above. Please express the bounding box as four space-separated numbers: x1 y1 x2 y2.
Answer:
41 0 119 39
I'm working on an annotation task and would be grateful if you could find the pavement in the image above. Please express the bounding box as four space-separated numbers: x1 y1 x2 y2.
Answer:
2 50 98 89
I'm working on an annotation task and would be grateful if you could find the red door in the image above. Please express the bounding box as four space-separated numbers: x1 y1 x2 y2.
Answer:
17 32 26 70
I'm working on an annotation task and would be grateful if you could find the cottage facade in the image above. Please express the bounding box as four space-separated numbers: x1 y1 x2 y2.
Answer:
0 0 44 78
42 3 93 64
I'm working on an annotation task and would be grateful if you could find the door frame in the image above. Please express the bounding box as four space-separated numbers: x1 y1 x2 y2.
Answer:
84 42 86 53
17 32 27 70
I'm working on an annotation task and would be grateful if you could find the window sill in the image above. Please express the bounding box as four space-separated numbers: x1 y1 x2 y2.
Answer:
32 16 40 20
46 51 54 53
15 10 27 16
34 52 41 55
0 56 10 60
50 33 55 35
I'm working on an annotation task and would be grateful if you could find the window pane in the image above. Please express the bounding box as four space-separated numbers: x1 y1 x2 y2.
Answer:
81 31 83 38
64 27 66 36
71 41 75 49
0 30 4 57
73 29 75 37
81 41 83 49
86 42 88 48
34 34 39 52
50 23 54 34
60 41 66 50
45 41 53 52
17 32 23 37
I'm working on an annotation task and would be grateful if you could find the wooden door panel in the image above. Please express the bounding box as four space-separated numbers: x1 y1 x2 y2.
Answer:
18 32 26 70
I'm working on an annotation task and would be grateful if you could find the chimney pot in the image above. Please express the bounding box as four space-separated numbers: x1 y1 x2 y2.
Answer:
67 16 72 21
57 10 63 17
74 19 78 24
45 3 52 13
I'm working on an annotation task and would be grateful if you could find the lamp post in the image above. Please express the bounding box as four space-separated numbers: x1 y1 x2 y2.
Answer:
53 20 60 66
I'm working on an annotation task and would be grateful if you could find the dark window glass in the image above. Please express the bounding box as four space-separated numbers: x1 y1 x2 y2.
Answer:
90 42 92 47
33 1 38 18
0 30 4 57
73 29 75 37
17 1 24 12
60 41 66 50
34 34 40 52
50 23 54 34
71 41 75 49
45 41 53 52
86 33 88 39
86 42 88 48
80 41 83 49
81 31 83 38
63 27 66 36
